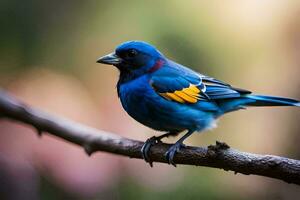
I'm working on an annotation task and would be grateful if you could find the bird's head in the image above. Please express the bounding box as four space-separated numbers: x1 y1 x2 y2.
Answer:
97 41 165 81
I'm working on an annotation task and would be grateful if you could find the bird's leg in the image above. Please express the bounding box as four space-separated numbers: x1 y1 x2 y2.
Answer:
165 129 194 167
141 132 179 167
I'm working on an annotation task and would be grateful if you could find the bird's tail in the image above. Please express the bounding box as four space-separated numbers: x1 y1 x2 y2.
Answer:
218 94 300 113
245 95 300 107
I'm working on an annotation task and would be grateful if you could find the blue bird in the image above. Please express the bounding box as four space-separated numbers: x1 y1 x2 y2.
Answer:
97 41 300 166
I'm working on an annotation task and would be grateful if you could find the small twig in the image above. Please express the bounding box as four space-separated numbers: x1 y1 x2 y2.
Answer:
0 89 300 185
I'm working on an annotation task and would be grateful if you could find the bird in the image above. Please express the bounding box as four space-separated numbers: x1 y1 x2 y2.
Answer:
97 40 300 167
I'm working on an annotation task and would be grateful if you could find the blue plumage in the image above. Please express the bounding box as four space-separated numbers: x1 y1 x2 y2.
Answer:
97 41 300 166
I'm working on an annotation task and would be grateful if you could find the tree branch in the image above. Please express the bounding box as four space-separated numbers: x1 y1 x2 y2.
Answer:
0 89 300 185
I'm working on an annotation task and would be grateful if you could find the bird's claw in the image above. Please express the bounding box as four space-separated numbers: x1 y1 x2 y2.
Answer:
165 143 185 167
141 136 161 167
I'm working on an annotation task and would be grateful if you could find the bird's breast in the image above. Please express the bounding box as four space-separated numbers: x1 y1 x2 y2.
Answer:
118 76 164 128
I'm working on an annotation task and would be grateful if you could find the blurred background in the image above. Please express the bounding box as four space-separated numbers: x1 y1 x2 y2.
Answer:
1 0 300 199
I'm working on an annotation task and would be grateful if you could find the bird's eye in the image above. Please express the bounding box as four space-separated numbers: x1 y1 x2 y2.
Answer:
127 49 138 58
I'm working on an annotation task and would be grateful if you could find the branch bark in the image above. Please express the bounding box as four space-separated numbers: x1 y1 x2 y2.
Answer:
0 89 299 185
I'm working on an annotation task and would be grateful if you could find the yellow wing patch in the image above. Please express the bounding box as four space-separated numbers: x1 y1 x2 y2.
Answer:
159 84 201 104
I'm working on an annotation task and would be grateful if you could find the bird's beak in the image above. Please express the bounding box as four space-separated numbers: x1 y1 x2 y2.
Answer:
96 53 121 65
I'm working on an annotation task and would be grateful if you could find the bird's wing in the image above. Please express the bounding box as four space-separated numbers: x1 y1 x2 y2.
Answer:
150 74 205 104
200 75 251 99
150 61 251 104
150 64 208 104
